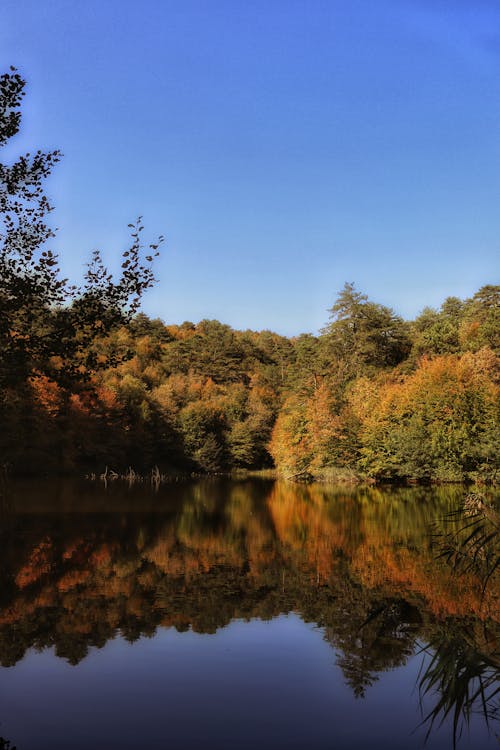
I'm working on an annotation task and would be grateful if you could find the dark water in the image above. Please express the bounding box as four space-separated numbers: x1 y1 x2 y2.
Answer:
0 479 498 750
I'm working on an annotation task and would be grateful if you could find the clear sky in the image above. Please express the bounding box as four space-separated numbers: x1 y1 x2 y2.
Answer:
2 0 499 335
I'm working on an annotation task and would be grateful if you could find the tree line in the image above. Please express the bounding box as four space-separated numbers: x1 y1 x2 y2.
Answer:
1 69 498 482
4 281 498 482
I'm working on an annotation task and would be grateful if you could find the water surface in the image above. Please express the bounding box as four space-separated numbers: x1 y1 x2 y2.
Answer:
0 479 498 749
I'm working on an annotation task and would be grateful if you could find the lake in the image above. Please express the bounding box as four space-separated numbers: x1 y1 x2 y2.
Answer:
0 478 498 749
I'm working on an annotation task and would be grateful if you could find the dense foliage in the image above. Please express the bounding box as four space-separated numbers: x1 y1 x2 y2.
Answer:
1 69 498 482
269 284 499 483
5 284 497 481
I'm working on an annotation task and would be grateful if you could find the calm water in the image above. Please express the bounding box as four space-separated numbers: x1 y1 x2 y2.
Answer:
0 479 498 750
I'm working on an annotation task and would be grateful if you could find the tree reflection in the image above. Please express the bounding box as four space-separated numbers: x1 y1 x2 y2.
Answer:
434 492 499 597
326 593 421 698
0 479 498 745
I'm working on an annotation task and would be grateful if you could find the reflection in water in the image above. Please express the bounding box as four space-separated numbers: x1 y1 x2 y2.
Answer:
0 479 498 748
434 493 500 597
423 494 500 746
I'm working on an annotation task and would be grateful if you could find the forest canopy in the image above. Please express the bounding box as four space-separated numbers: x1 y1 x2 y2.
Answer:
1 69 498 483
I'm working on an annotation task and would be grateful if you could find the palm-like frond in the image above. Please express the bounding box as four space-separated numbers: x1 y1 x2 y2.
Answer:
417 624 499 748
432 493 499 596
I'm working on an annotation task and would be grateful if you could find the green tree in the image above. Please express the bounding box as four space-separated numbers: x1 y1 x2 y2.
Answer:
411 297 464 358
179 401 226 471
162 320 247 384
460 285 500 353
322 282 411 376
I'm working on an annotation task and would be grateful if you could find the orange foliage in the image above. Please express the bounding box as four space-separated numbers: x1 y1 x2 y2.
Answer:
15 538 53 588
30 374 63 416
57 569 91 592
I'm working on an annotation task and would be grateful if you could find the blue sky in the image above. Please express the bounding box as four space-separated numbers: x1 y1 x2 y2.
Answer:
2 0 499 335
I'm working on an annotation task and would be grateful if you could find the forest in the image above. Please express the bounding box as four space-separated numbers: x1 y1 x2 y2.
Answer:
1 69 499 483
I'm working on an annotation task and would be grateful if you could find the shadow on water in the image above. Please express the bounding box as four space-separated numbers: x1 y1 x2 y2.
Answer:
0 478 498 748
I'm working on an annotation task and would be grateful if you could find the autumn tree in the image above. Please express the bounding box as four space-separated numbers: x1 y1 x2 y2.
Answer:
354 351 499 481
